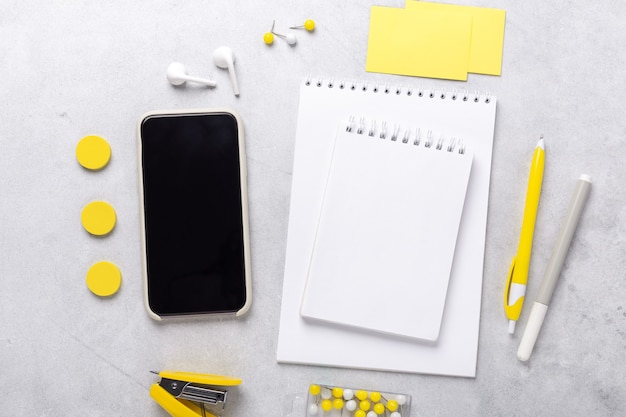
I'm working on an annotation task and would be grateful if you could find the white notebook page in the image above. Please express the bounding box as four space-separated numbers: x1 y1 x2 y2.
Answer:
300 120 473 341
277 78 497 377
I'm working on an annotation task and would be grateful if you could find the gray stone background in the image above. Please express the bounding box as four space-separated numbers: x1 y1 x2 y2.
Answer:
1 1 624 416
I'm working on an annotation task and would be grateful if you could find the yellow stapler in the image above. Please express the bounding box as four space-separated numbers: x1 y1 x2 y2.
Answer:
150 370 241 417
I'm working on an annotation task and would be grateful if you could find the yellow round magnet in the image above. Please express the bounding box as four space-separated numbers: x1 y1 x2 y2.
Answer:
86 261 121 297
81 201 116 236
76 135 111 170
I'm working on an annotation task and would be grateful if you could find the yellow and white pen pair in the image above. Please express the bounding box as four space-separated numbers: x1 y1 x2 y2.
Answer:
504 138 545 334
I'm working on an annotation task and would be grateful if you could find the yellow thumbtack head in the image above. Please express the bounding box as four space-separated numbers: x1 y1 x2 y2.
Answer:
309 384 321 396
333 398 344 410
386 400 399 412
332 387 344 398
290 19 316 31
76 135 111 170
321 400 332 412
359 400 371 411
264 20 277 45
263 31 274 45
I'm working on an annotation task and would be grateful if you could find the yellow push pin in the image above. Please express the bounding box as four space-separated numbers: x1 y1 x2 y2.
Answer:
321 399 332 412
76 135 111 170
309 384 321 396
86 261 122 297
332 387 344 398
263 31 274 45
356 390 368 401
359 400 371 412
333 398 344 410
264 20 297 45
290 19 316 31
373 403 385 415
386 399 399 412
81 201 117 236
263 20 277 45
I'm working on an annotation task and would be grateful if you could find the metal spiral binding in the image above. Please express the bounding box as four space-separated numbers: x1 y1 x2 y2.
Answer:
424 130 433 148
367 120 377 137
304 77 493 104
391 125 400 142
344 117 467 155
411 129 420 145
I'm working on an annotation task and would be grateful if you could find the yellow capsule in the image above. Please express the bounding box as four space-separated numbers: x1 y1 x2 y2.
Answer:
374 403 385 415
359 400 371 411
356 390 368 401
321 399 332 412
332 387 343 398
263 32 274 45
387 400 399 412
370 392 381 402
355 411 366 417
333 398 344 410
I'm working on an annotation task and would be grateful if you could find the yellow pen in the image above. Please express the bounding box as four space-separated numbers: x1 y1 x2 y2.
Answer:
504 137 545 334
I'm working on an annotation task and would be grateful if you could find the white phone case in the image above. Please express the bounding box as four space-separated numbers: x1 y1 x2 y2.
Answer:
136 108 251 320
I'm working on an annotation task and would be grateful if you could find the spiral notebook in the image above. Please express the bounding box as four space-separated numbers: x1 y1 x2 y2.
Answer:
300 119 473 341
277 78 497 377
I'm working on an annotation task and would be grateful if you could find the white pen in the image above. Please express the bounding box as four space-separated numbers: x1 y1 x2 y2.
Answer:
517 174 592 361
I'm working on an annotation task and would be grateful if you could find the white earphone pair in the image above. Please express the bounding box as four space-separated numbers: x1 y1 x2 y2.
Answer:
167 46 239 96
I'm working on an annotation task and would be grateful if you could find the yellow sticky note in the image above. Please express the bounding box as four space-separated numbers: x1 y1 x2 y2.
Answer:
406 1 506 76
366 6 472 81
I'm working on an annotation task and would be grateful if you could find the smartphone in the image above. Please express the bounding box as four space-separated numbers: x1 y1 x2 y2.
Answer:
137 109 251 320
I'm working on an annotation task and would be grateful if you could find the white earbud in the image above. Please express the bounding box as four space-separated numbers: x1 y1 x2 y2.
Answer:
166 62 216 87
212 46 240 96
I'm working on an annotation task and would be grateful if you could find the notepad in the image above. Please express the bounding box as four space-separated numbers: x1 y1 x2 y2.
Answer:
300 119 473 341
366 6 473 81
405 1 506 76
366 3 506 80
277 78 497 377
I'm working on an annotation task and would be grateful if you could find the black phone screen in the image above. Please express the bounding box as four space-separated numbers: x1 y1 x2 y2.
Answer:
139 112 248 317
